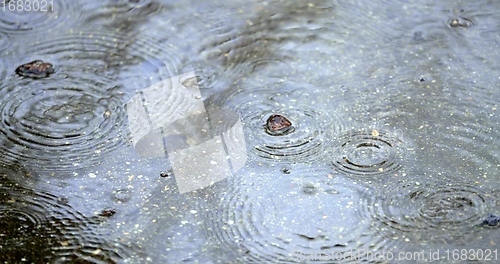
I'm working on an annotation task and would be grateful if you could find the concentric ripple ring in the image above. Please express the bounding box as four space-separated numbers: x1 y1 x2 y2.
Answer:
212 84 345 163
201 168 379 263
331 130 409 177
0 176 141 262
0 0 79 34
0 76 126 170
362 181 495 243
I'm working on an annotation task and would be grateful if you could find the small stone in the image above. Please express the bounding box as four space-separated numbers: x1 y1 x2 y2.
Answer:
15 60 55 79
98 209 116 217
160 171 171 178
481 214 500 227
266 114 293 135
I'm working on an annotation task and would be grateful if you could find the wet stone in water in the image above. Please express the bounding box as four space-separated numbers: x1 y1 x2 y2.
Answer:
481 214 500 227
265 114 293 136
15 60 55 79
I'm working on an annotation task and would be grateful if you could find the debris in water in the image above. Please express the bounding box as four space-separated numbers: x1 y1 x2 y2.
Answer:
15 60 55 79
266 114 293 135
481 214 500 227
99 209 116 217
160 171 171 178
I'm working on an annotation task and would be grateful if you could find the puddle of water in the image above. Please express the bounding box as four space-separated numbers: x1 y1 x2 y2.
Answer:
0 0 499 263
0 172 144 263
0 52 127 170
208 82 344 164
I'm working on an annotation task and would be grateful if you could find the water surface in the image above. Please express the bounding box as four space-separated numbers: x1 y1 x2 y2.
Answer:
0 0 499 263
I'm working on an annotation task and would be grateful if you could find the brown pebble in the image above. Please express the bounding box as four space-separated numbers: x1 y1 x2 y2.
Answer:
266 114 293 135
15 60 55 79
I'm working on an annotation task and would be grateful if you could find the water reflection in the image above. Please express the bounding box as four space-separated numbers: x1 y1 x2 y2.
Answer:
82 0 165 28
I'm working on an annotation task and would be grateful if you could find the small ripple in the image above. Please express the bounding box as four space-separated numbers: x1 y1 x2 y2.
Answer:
331 130 411 177
196 1 336 76
0 32 11 51
434 82 499 177
180 61 229 93
113 188 132 203
0 28 188 170
113 30 188 96
252 108 325 161
363 180 496 243
9 29 130 73
12 29 186 96
82 0 164 27
0 58 8 82
448 16 474 28
212 83 344 163
0 77 126 170
0 176 141 262
201 168 378 263
0 0 80 34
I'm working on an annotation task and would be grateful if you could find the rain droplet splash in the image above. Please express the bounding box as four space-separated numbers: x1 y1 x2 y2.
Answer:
200 168 381 263
331 130 409 177
448 17 473 28
0 30 132 170
0 79 126 170
363 181 495 243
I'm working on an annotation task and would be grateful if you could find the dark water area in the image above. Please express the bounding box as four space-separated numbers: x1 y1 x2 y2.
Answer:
0 0 499 263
